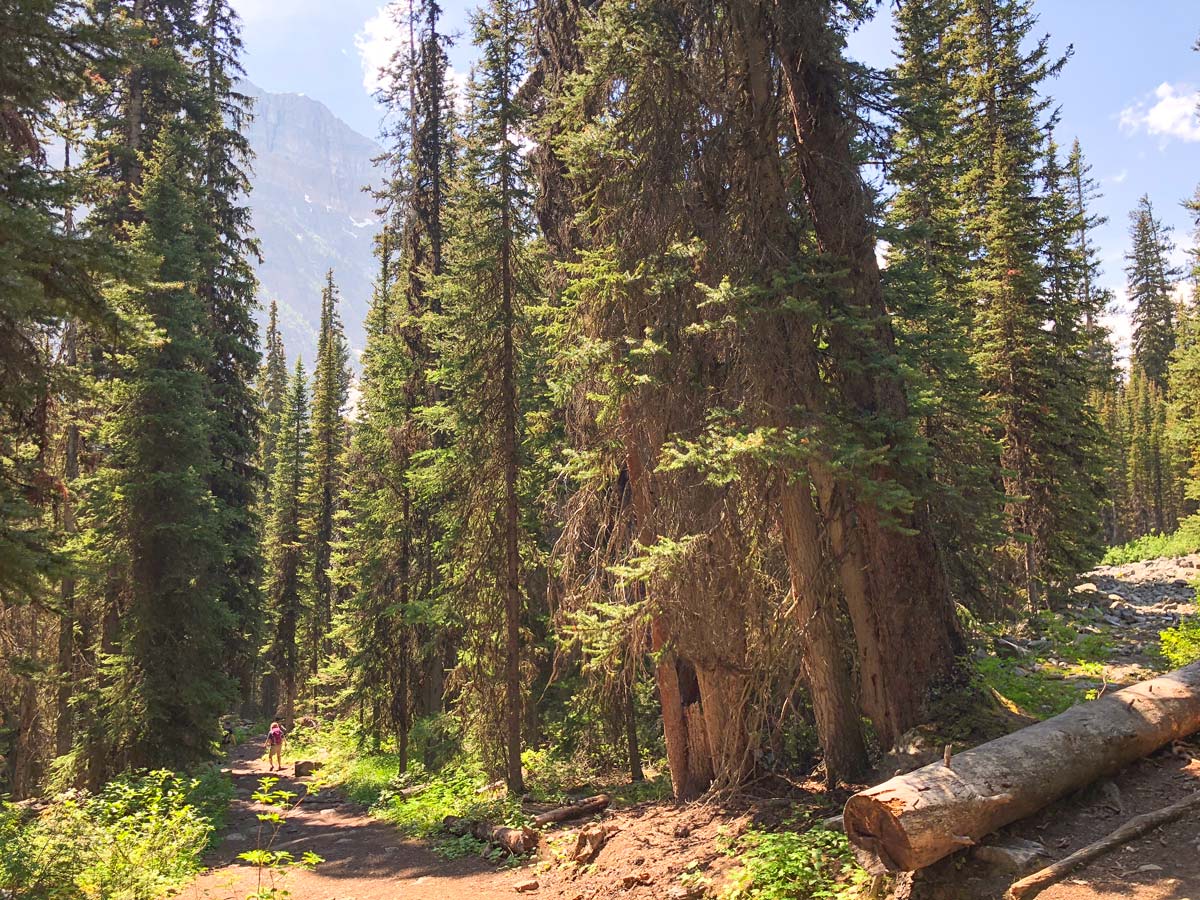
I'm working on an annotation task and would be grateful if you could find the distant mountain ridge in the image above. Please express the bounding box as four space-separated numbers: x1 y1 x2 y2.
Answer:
241 81 381 368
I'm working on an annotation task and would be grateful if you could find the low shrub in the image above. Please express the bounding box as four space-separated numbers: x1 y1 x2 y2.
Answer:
0 767 231 900
1160 616 1200 668
723 823 870 899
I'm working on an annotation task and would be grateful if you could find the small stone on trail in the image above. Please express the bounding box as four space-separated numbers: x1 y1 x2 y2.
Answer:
295 760 324 778
1137 864 1164 873
621 872 653 888
513 877 539 893
225 832 247 842
972 837 1047 874
673 824 691 838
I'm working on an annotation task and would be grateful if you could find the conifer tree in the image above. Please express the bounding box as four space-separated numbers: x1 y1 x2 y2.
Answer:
886 0 1003 605
0 0 115 605
431 0 541 793
336 0 457 740
87 125 230 770
259 300 288 500
266 359 311 724
303 270 350 686
1067 139 1118 386
950 0 1082 605
334 228 420 760
1128 195 1179 393
196 0 263 706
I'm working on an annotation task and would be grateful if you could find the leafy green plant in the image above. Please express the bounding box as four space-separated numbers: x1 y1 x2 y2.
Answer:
723 824 870 899
1160 617 1200 668
238 777 324 899
0 768 232 900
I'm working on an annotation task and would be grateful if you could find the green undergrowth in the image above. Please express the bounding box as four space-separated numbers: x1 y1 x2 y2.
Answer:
973 609 1115 719
1160 599 1200 668
286 718 670 860
720 823 870 900
0 767 232 900
1102 517 1200 565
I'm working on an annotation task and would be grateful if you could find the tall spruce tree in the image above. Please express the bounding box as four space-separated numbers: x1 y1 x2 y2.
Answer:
266 359 311 724
886 0 1004 607
1128 195 1179 393
334 228 421 760
430 0 541 793
259 299 288 501
950 0 1083 605
196 0 263 708
302 271 350 687
87 124 230 770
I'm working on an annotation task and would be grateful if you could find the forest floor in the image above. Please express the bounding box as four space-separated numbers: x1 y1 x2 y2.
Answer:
182 556 1200 900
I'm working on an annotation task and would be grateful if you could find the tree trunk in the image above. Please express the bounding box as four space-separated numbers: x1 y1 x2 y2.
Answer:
844 661 1200 872
56 323 80 759
778 481 869 784
696 665 752 788
774 3 964 746
624 678 643 782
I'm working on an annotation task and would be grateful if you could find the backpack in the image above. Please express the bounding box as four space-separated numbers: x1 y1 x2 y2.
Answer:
269 725 283 744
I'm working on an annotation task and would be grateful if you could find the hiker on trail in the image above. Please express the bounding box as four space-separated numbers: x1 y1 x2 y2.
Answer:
267 721 286 771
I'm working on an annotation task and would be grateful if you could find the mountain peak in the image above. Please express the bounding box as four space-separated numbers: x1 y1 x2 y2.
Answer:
241 80 381 367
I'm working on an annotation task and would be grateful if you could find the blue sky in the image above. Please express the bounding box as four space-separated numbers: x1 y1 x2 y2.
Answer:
232 0 1199 350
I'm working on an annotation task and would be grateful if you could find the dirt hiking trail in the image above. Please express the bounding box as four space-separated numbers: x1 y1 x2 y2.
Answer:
185 743 512 900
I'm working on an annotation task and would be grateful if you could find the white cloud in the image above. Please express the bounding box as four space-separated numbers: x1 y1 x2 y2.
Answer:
355 3 411 95
1109 169 1128 184
1119 82 1200 143
355 3 469 111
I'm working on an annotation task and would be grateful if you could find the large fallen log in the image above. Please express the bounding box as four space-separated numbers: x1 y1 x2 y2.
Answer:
531 794 610 828
1005 790 1200 899
843 661 1200 872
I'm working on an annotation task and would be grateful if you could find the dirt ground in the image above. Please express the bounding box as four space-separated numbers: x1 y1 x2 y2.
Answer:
185 743 514 900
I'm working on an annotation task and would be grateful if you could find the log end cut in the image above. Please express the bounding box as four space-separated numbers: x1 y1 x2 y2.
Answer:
843 791 925 872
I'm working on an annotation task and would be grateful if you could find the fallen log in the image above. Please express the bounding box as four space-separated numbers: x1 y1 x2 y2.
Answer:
1005 790 1200 899
443 814 538 855
531 793 610 828
843 661 1200 872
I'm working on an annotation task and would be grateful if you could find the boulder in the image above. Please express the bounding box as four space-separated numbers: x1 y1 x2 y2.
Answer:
294 760 324 778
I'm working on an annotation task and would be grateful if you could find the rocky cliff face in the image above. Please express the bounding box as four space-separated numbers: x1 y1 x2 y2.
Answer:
242 81 381 367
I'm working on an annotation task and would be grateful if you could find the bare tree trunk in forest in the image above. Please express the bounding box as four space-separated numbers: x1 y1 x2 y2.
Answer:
124 0 148 207
779 481 869 784
11 607 42 798
624 678 643 782
774 1 964 747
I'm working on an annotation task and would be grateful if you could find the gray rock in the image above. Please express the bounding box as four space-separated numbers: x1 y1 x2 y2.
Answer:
973 838 1048 874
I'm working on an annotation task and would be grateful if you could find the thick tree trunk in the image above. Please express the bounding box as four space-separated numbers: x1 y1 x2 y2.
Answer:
778 481 869 784
774 2 964 745
844 661 1200 872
